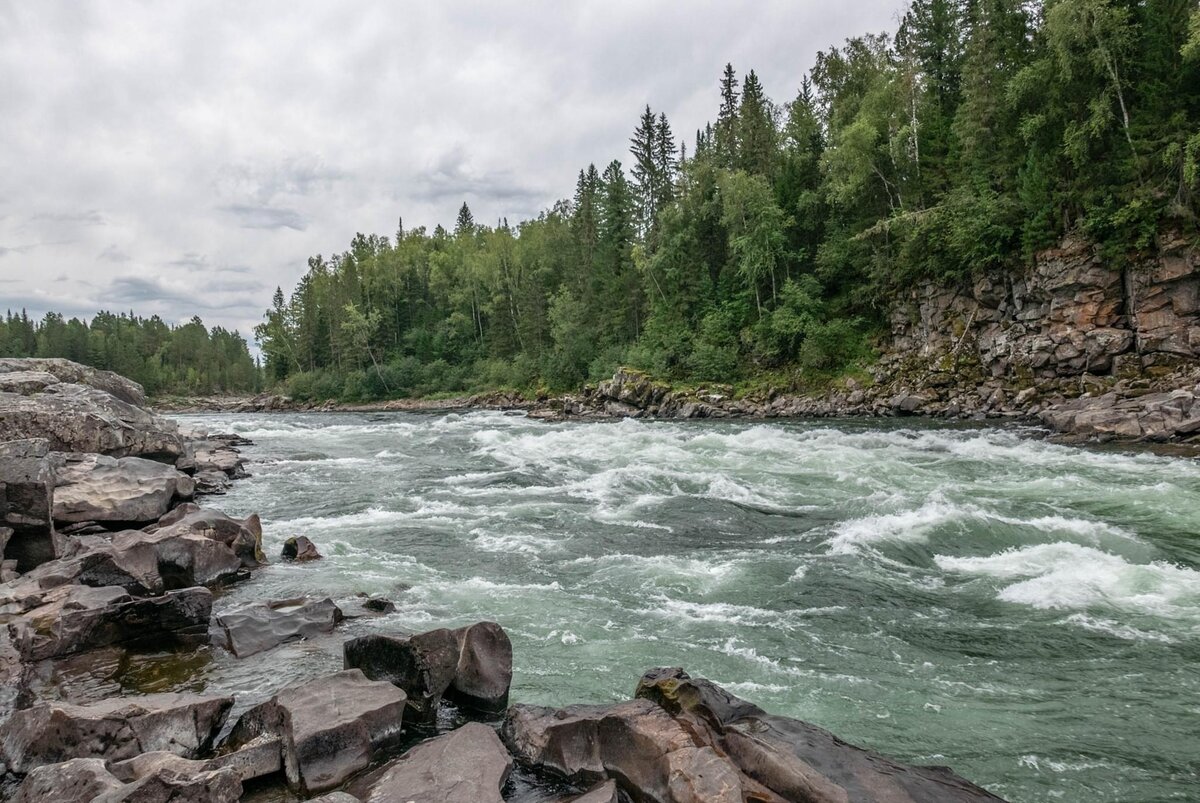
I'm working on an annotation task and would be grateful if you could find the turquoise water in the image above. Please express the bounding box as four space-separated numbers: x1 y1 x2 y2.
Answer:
172 412 1200 802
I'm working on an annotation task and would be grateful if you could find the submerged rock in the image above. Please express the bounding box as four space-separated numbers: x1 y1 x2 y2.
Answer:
224 668 407 794
282 535 322 561
352 722 511 803
0 691 233 774
213 597 343 658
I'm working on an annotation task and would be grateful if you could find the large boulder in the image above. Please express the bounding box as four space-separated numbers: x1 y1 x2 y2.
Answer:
51 453 194 525
106 527 244 591
213 597 343 658
448 621 513 713
0 383 185 460
352 722 512 803
147 504 264 568
224 669 407 794
11 758 124 802
344 621 512 723
0 439 58 571
0 358 147 406
0 691 233 774
637 667 1005 803
282 535 322 562
502 699 700 802
7 584 213 661
344 629 460 724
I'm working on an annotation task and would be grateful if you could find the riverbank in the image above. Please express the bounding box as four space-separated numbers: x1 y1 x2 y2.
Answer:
0 357 1016 800
155 358 1200 448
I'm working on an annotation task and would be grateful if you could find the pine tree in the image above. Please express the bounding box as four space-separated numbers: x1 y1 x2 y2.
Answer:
630 105 660 242
715 63 740 169
455 202 476 236
738 70 776 176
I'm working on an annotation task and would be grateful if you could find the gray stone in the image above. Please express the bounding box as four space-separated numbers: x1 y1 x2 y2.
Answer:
344 629 459 724
12 757 124 803
147 504 265 569
448 620 513 714
355 722 511 803
52 453 194 524
0 438 58 571
0 691 233 773
0 357 147 406
225 669 407 794
214 597 343 658
0 370 61 396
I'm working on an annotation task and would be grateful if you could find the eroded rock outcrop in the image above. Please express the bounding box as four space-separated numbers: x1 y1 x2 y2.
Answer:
351 722 511 803
213 597 343 658
504 667 1005 803
223 669 407 794
344 621 513 724
0 691 232 774
52 453 194 525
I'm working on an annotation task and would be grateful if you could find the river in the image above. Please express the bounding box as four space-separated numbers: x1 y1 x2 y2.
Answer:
168 411 1200 803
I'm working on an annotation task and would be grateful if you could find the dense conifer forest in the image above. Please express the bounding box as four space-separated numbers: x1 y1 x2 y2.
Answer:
8 1 1200 402
0 311 258 396
255 0 1200 401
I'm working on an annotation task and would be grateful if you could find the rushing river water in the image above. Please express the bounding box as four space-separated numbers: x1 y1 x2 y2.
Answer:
167 411 1200 803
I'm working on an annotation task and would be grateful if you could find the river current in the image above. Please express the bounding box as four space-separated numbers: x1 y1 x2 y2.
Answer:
169 411 1200 803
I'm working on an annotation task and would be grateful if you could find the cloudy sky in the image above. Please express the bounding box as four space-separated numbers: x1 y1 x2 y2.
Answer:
0 1 901 348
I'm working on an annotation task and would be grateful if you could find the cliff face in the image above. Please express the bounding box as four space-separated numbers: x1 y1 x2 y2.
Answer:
887 233 1199 381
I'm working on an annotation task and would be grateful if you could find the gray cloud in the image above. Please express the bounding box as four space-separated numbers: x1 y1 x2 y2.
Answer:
0 0 903 348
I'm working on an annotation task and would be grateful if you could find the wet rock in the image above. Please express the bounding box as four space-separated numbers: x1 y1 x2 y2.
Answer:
0 691 233 773
8 584 213 661
502 698 698 801
447 620 513 714
0 382 185 460
354 722 512 803
567 780 619 803
11 757 124 803
637 667 1004 803
225 669 407 794
214 597 343 658
282 535 322 561
193 445 246 479
344 629 460 725
0 358 147 406
106 751 244 802
147 504 265 569
364 596 396 613
0 438 58 572
51 453 194 525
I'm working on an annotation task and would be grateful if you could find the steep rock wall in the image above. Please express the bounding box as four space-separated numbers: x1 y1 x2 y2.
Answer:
887 234 1199 381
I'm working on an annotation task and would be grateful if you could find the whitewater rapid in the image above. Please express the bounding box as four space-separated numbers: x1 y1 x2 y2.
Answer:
171 411 1200 803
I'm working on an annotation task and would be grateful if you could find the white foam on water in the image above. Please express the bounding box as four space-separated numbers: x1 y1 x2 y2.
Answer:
1061 613 1175 644
935 542 1200 618
471 530 565 556
651 597 790 628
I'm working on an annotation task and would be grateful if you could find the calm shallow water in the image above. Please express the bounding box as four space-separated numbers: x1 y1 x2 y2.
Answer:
170 411 1200 803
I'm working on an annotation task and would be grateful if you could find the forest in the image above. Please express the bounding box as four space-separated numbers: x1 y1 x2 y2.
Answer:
0 310 259 396
255 0 1200 401
8 1 1200 403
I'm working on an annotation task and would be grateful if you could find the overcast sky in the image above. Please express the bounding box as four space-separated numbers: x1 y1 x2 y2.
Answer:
0 1 902 348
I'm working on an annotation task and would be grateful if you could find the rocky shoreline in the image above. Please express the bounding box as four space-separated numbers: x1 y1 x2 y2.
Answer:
0 357 1011 801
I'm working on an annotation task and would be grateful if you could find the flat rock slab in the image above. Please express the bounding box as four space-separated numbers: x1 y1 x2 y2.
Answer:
0 691 233 774
226 668 407 794
10 584 213 661
52 452 193 524
637 667 1006 803
0 358 147 406
356 722 512 803
214 597 343 658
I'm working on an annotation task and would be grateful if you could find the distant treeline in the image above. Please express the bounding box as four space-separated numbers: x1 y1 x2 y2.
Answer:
257 1 1200 402
0 310 259 396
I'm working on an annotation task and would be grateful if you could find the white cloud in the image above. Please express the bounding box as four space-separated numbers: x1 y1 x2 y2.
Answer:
0 0 902 345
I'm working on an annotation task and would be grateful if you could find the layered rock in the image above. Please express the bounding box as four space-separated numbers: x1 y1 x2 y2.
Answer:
223 669 407 794
344 621 513 724
351 722 511 803
503 667 1005 803
146 504 264 569
0 691 232 774
213 597 343 658
0 358 147 407
0 439 57 571
51 453 194 525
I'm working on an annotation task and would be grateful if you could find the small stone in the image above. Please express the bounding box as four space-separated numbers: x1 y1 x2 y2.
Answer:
282 535 322 561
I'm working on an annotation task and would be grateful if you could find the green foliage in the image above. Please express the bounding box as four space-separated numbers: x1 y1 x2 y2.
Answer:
0 309 258 396
256 1 1199 401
